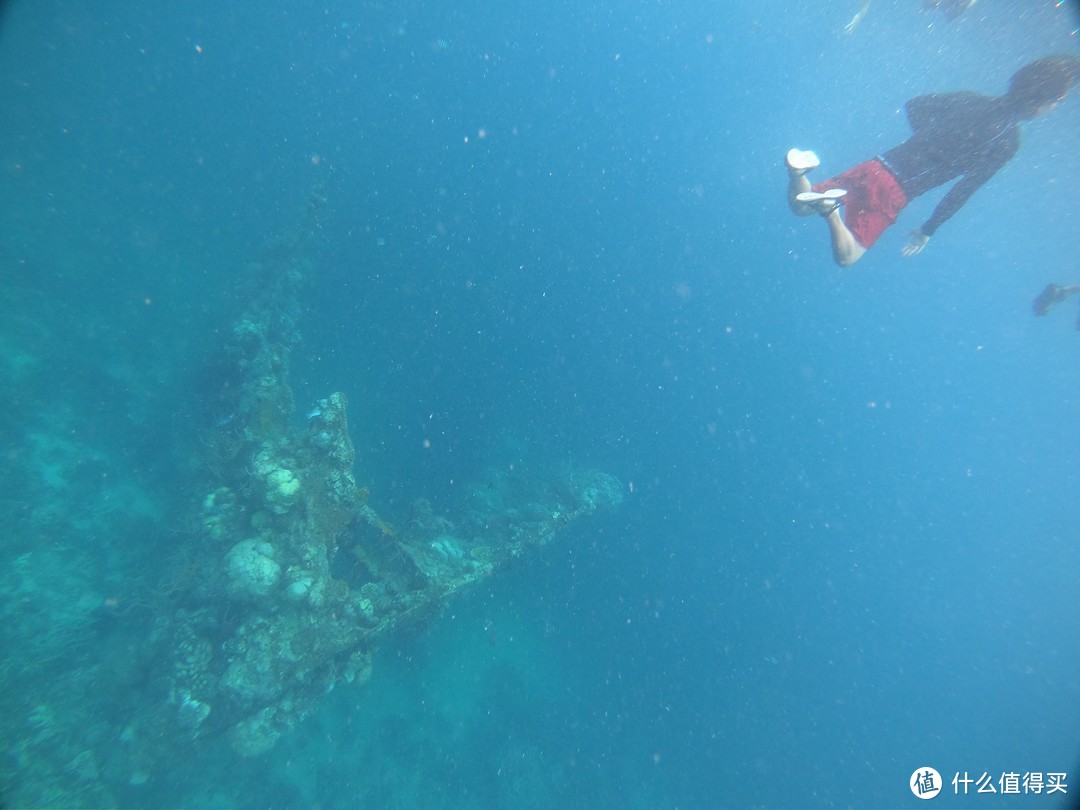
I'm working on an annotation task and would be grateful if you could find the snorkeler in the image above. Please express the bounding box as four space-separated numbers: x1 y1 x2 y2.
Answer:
844 0 976 35
787 55 1079 266
1032 283 1080 329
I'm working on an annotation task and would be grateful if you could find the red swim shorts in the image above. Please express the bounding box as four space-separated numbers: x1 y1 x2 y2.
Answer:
813 158 908 248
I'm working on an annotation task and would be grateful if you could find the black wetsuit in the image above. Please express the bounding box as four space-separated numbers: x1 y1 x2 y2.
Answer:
878 92 1020 237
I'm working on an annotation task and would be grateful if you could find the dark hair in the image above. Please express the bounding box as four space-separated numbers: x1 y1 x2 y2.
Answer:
1005 56 1080 117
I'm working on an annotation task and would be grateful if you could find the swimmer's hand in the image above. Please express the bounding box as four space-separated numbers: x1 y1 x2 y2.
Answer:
901 228 930 257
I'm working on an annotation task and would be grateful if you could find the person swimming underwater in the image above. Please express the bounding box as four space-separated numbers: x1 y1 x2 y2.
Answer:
787 56 1079 266
843 0 976 35
1032 283 1080 329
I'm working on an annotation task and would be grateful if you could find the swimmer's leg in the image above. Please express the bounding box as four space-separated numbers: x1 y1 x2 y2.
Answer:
787 149 820 216
822 205 866 267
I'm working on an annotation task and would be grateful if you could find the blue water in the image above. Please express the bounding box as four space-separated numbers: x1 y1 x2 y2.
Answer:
2 1 1079 807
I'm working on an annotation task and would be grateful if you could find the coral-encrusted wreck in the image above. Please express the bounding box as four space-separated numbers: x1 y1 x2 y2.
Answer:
153 190 623 761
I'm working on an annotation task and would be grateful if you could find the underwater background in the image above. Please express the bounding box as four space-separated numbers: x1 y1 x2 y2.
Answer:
2 0 1079 807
